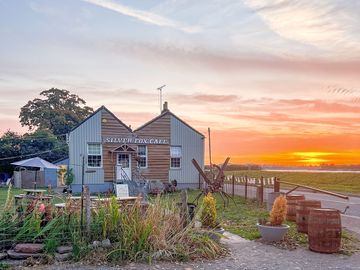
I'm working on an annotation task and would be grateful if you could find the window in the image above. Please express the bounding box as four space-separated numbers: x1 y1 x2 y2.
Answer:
170 146 182 169
137 145 147 168
87 143 102 168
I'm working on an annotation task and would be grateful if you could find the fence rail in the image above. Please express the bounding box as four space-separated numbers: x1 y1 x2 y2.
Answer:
222 175 279 205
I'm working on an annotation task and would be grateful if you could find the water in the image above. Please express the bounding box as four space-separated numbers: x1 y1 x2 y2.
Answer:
263 169 360 173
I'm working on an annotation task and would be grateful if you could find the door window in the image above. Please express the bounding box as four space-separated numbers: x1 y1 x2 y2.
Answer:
117 154 130 168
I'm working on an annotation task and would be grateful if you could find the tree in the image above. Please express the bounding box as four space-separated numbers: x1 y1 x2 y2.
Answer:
0 129 68 172
19 88 93 135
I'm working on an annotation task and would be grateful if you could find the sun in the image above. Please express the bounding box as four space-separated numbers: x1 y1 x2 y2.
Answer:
292 152 334 165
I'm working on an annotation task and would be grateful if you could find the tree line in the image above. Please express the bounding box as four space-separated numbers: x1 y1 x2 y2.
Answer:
0 88 93 173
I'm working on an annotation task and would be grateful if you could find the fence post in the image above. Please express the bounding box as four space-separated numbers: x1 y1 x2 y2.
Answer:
245 175 248 200
232 174 235 197
84 185 91 235
198 173 201 190
180 190 189 228
260 176 264 205
274 177 280 192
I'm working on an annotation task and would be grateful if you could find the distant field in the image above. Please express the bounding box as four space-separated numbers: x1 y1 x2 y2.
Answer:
226 170 360 194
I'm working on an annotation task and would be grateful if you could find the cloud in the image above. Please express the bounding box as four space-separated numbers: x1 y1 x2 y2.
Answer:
81 0 201 33
243 0 360 57
101 39 360 77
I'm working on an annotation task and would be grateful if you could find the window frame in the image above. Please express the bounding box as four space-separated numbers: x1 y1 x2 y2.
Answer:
137 145 148 169
87 143 102 168
170 146 182 169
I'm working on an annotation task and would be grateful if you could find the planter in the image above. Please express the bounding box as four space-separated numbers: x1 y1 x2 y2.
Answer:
202 227 225 242
257 223 289 242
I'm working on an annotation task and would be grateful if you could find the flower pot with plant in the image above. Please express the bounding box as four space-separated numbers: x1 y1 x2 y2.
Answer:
200 193 224 241
257 195 289 242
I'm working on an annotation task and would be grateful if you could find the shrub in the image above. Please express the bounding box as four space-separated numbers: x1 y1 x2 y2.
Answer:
270 196 287 226
200 193 217 228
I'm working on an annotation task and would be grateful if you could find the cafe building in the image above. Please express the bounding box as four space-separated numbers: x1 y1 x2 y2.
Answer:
68 103 205 192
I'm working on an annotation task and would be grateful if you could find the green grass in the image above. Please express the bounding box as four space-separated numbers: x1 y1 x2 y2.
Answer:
160 190 359 254
227 170 360 194
157 190 268 240
0 187 23 208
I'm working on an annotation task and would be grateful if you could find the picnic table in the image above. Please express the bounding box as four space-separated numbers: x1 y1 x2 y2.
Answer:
55 196 141 213
15 189 52 206
24 189 47 196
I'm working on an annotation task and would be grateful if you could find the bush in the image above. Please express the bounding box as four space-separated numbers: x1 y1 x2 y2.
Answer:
270 196 287 226
200 193 217 228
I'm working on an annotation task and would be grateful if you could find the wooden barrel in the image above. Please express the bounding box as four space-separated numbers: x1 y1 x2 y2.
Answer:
308 208 341 253
296 200 321 233
286 195 305 221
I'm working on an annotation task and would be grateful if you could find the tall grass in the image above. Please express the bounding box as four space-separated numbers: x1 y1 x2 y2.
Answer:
0 186 226 263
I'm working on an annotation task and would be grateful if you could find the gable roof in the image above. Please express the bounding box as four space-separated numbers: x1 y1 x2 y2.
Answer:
134 110 205 138
69 106 132 133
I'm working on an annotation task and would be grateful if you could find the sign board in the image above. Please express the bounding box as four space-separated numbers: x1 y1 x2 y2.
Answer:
103 137 169 145
115 184 129 198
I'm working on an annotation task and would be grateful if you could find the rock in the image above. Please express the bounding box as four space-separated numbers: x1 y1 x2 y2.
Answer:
14 243 44 254
0 252 7 260
92 240 101 248
7 249 43 260
56 246 73 254
55 252 71 261
101 239 111 248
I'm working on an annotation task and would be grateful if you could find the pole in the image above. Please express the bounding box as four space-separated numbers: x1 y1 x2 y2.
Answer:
159 88 162 113
208 127 212 171
80 155 85 231
232 174 235 197
34 169 37 190
157 85 166 114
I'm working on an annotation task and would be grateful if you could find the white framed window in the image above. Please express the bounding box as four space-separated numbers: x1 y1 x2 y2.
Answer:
137 145 147 168
87 143 102 168
170 146 182 169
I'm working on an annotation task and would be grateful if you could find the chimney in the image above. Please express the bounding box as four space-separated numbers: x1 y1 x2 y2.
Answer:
162 101 169 112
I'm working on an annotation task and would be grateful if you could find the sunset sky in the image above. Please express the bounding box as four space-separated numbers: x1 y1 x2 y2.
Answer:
1 0 360 165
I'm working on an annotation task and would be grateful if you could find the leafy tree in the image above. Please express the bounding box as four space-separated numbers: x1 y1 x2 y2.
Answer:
19 88 93 135
0 130 68 172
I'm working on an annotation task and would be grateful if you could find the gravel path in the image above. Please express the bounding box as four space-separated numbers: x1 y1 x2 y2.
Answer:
18 232 360 270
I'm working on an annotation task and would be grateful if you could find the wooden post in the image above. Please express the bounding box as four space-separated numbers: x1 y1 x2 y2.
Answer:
198 173 201 190
245 175 248 200
84 186 91 235
232 174 235 197
180 190 188 228
274 177 280 192
260 176 264 205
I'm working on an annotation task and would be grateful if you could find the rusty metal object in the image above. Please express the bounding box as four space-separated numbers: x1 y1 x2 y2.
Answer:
192 157 235 207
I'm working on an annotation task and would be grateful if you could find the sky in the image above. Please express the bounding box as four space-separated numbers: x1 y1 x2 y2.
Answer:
0 0 360 165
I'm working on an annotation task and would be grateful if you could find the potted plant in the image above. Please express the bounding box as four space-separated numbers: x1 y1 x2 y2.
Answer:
200 193 224 241
257 195 289 242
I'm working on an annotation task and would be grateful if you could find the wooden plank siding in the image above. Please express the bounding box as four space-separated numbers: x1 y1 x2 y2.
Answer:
134 113 171 182
101 110 132 181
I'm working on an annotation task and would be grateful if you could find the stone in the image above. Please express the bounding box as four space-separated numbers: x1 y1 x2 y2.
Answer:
55 252 71 261
101 239 111 248
92 240 101 248
0 252 7 260
7 249 43 260
56 246 73 254
14 243 44 254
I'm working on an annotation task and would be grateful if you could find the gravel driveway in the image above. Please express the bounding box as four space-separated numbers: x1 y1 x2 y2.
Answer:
18 232 360 270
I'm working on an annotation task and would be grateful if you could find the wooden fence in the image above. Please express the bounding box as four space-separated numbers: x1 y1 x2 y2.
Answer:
223 175 279 205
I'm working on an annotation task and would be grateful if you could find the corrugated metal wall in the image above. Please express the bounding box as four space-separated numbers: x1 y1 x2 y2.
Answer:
68 109 104 185
169 116 204 187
